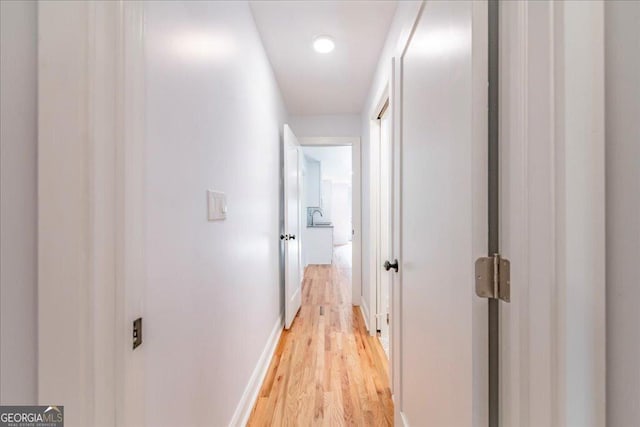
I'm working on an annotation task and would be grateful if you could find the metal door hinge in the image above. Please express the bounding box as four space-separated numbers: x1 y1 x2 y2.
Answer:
475 254 510 302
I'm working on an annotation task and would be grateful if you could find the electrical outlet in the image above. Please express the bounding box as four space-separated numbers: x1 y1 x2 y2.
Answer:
133 317 142 349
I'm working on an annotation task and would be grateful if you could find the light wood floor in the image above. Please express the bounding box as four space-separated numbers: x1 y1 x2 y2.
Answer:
247 246 393 426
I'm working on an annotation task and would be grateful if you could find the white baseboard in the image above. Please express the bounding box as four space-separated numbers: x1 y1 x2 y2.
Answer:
229 314 283 427
360 302 370 334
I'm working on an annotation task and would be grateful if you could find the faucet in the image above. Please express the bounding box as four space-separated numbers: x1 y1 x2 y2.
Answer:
310 208 323 226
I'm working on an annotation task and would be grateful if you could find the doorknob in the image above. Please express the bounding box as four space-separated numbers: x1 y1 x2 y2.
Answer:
289 234 296 240
384 259 399 272
280 234 288 240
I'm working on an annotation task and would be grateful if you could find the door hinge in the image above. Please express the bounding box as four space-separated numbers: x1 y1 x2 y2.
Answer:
475 254 510 302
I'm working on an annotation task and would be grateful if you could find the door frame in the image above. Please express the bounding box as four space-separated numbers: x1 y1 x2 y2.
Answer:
498 1 606 425
37 1 146 426
298 136 362 308
367 89 390 340
376 101 392 351
366 63 399 399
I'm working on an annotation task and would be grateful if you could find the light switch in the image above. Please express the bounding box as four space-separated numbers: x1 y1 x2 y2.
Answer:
207 190 227 221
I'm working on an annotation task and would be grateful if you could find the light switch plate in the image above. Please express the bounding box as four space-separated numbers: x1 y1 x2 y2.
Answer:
207 190 227 221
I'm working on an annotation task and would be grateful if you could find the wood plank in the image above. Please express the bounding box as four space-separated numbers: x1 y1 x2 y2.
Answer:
247 246 393 425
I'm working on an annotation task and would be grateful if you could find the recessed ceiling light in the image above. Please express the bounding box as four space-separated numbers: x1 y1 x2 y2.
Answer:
313 35 335 53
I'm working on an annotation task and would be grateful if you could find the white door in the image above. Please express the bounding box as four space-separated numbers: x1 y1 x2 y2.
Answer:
398 1 488 425
378 106 392 357
283 124 302 329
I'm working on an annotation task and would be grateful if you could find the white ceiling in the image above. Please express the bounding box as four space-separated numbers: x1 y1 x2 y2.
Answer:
250 1 398 115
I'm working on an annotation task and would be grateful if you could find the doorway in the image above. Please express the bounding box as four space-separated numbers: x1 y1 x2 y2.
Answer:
300 145 353 277
368 92 393 363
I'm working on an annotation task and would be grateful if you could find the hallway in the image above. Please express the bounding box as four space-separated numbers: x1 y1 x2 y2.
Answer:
2 1 629 425
248 247 393 425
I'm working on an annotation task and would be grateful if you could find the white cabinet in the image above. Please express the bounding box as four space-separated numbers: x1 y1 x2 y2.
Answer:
304 226 333 265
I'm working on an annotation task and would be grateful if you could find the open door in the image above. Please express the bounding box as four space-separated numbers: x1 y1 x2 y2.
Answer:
283 124 302 329
397 1 488 425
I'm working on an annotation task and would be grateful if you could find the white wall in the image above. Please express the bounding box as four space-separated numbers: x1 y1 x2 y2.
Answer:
360 1 421 327
0 0 38 405
289 114 360 138
143 2 287 425
605 1 640 425
303 146 352 182
331 183 352 245
557 4 606 424
304 156 321 207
